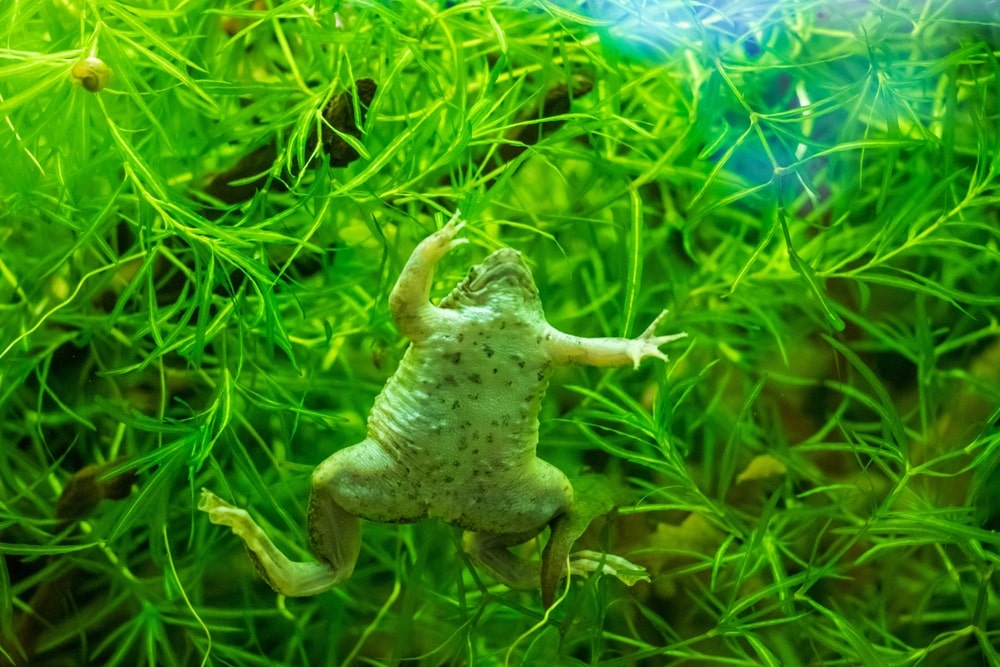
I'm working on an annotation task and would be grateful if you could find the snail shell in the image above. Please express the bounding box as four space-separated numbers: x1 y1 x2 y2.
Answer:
72 57 111 92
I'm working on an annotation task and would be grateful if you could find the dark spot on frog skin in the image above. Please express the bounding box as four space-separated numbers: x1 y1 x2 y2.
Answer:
449 352 462 364
452 399 460 410
467 373 482 384
483 344 495 357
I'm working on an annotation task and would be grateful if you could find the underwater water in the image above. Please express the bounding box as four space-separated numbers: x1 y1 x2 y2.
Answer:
1 1 998 665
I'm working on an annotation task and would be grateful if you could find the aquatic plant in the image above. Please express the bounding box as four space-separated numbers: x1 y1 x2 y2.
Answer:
2 1 997 665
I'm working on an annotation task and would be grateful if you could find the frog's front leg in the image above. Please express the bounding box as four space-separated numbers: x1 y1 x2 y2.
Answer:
545 309 687 370
389 211 467 341
199 488 358 596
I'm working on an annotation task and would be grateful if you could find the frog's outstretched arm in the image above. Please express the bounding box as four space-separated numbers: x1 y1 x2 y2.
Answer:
389 212 467 342
544 309 687 370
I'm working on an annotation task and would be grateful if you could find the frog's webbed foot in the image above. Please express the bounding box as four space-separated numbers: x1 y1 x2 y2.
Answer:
541 543 649 607
467 523 648 608
540 484 650 607
199 489 353 597
568 550 650 585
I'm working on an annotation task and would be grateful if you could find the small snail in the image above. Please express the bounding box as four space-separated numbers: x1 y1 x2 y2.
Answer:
71 57 111 92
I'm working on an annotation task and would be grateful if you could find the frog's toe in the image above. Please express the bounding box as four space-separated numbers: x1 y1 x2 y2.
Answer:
198 488 230 512
442 209 466 233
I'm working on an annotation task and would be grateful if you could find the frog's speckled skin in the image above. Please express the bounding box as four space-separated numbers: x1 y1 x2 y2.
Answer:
200 214 686 607
356 245 565 534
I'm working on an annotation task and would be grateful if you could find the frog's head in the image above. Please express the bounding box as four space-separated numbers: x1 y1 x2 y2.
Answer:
439 248 542 311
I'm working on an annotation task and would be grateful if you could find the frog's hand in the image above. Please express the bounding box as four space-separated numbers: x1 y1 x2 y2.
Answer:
626 309 689 369
199 489 346 597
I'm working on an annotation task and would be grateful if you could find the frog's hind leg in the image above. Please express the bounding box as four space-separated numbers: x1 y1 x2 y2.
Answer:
463 524 551 593
462 458 574 606
463 513 581 608
303 475 362 589
199 489 356 597
305 438 426 587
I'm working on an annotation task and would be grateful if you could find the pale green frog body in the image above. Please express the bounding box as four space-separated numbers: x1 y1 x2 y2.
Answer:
200 214 686 607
